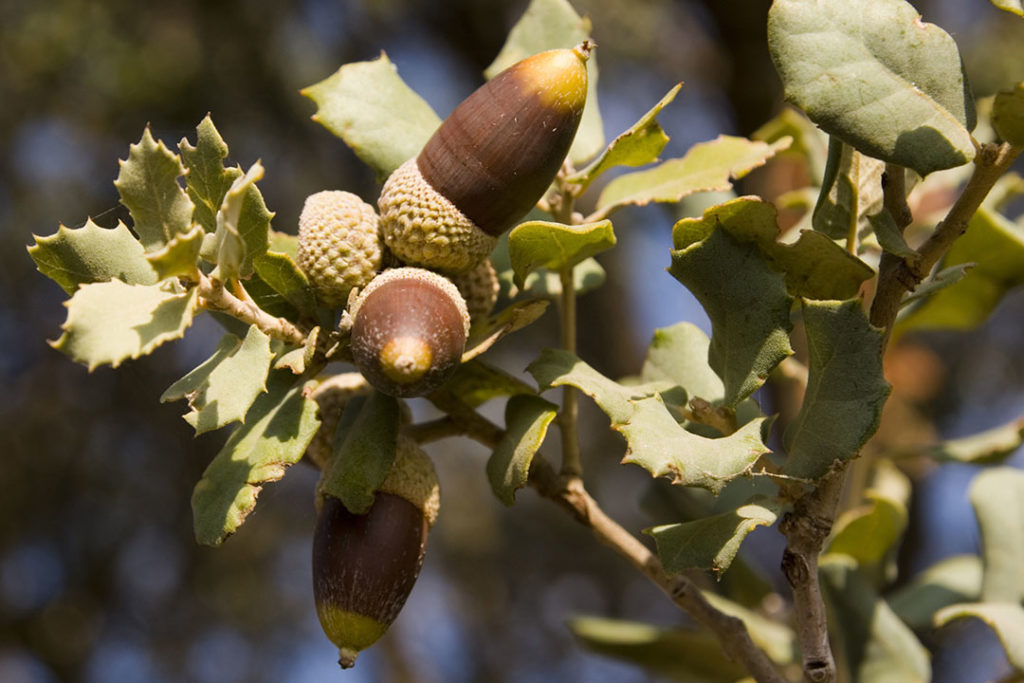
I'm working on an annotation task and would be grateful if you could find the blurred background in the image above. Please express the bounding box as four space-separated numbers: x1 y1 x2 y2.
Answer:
2 0 1023 681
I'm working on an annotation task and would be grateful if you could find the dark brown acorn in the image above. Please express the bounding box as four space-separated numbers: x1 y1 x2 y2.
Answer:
313 438 440 669
348 267 470 397
378 42 592 273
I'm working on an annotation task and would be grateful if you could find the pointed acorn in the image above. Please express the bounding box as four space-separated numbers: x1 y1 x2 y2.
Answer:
349 267 470 397
313 438 440 669
379 42 592 273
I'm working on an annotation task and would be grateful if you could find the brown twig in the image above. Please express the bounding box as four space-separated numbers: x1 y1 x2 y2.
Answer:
196 273 307 346
435 398 785 683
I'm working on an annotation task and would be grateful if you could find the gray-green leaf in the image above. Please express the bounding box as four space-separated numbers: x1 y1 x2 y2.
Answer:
28 220 158 294
487 395 559 505
934 603 1024 670
768 0 976 176
783 300 890 480
970 467 1024 603
179 115 242 234
507 219 615 288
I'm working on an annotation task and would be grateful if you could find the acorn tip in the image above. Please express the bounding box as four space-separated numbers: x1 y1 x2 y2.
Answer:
574 40 596 61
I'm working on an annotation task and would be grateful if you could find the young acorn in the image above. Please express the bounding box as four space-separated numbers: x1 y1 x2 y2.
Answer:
297 190 383 308
378 42 592 274
450 257 500 326
349 267 470 397
313 437 440 669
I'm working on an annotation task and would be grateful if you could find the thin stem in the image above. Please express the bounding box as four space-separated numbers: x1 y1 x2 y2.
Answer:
197 274 307 347
559 267 582 477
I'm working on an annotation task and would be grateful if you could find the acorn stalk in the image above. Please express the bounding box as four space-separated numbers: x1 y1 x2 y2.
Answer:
379 42 592 273
313 438 440 669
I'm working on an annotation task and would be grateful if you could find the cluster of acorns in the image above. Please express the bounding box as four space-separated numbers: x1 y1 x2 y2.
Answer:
298 43 592 668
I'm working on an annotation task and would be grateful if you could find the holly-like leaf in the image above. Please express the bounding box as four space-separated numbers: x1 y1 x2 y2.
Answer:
252 251 317 317
191 371 319 546
179 115 242 234
640 322 724 403
507 219 615 288
812 138 886 242
320 391 400 514
487 395 559 505
210 162 272 281
820 555 931 682
568 616 747 681
595 135 790 219
935 603 1024 670
990 0 1024 17
670 201 794 406
569 84 682 190
923 417 1024 464
486 0 603 165
445 360 535 409
896 207 1024 335
647 498 780 575
888 555 983 632
161 333 239 402
51 280 198 370
970 467 1024 603
783 300 890 480
178 326 274 435
28 220 158 294
528 349 768 494
144 224 204 280
768 0 975 176
302 54 441 179
114 127 195 250
994 83 1024 147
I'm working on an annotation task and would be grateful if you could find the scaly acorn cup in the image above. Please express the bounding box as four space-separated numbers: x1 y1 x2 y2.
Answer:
450 257 500 326
313 438 440 669
297 190 383 308
378 42 592 273
349 267 470 397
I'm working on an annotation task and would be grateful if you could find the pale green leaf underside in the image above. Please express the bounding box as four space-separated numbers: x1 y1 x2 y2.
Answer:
820 555 931 682
191 372 319 546
52 280 198 371
28 220 157 294
527 349 768 494
145 224 204 280
993 83 1024 146
179 115 242 234
670 204 795 407
486 0 604 164
990 0 1024 17
569 83 682 190
115 127 195 251
161 333 240 402
211 162 272 281
321 392 400 515
970 467 1024 603
896 207 1024 336
647 498 780 575
768 0 975 176
487 394 559 505
783 299 889 480
508 219 615 288
827 492 907 569
595 135 790 216
303 53 441 179
182 326 273 435
923 417 1024 464
518 256 606 298
888 555 983 632
935 602 1024 670
640 322 724 403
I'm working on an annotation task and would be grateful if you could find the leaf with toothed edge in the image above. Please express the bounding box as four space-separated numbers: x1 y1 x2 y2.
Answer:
179 115 243 234
28 220 158 294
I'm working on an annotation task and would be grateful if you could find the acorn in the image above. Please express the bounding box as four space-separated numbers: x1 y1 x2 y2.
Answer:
349 267 470 397
450 257 500 326
378 42 592 273
313 438 440 669
297 190 383 308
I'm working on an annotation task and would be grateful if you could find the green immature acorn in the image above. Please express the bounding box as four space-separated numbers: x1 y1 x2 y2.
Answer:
349 267 470 397
378 42 592 273
313 438 440 669
297 190 383 308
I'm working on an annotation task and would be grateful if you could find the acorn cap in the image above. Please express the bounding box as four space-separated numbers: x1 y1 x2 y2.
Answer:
297 190 383 307
378 43 590 273
349 267 470 397
313 493 428 668
378 436 441 527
